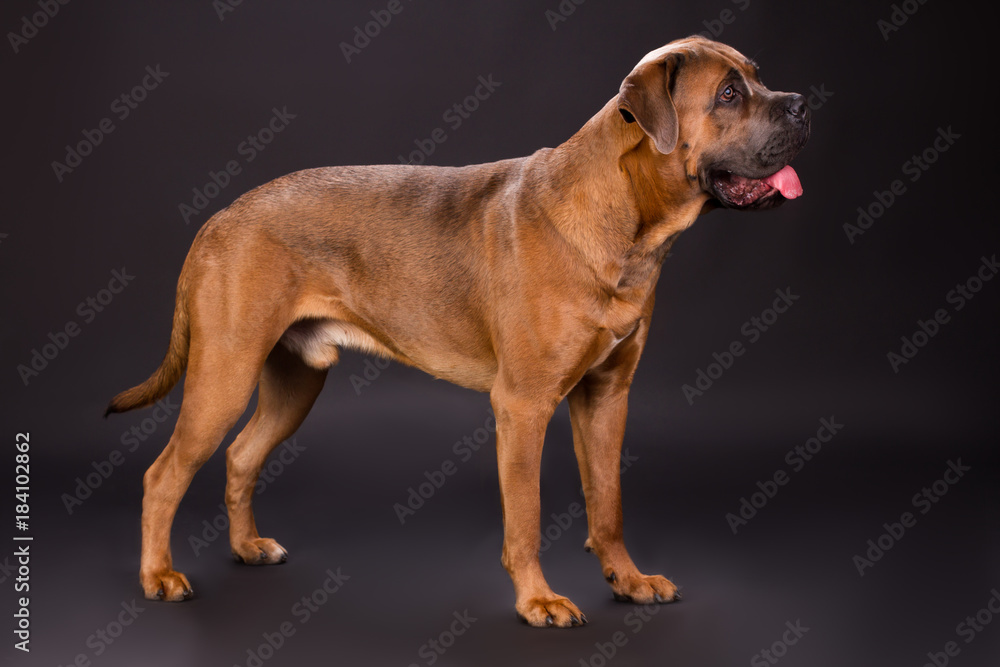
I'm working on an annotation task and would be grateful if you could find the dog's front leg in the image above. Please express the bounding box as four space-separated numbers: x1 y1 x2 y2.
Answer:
567 329 681 605
492 390 586 628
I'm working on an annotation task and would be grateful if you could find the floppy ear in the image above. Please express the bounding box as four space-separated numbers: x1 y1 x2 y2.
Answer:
617 53 682 155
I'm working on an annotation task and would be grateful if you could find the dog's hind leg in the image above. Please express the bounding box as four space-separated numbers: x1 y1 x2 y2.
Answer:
225 341 328 565
140 338 266 601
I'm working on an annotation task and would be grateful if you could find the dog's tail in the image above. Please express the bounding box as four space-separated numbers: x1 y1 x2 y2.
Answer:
104 276 191 417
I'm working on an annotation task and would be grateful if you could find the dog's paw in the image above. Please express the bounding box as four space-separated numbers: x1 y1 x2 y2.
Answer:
516 595 588 628
141 569 194 602
231 537 288 565
608 572 680 604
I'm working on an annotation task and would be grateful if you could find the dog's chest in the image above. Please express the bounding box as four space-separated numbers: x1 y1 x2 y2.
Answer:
586 295 646 368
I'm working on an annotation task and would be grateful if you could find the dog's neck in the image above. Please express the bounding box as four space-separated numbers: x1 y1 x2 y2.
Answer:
521 97 709 295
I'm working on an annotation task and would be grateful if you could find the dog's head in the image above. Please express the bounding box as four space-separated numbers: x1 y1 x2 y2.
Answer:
617 36 810 210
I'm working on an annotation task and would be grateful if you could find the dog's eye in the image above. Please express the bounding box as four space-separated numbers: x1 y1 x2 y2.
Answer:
719 85 738 103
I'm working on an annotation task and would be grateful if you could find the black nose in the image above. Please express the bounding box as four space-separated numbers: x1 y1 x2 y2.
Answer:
784 94 807 123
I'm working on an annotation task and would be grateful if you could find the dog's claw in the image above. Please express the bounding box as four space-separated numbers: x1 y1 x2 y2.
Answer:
143 569 194 602
609 572 678 605
606 571 617 583
518 598 584 629
232 538 288 565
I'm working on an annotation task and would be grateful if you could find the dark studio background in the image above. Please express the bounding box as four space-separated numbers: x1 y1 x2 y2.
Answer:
1 1 997 666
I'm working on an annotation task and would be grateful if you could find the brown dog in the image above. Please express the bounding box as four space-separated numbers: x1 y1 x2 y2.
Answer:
107 35 809 627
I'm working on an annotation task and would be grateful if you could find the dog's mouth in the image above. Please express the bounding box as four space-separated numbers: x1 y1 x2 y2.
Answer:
707 164 803 210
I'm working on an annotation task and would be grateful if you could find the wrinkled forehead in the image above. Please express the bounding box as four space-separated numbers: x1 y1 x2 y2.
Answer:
635 38 761 83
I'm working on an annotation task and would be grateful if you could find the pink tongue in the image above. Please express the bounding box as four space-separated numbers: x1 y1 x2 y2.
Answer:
763 165 803 199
